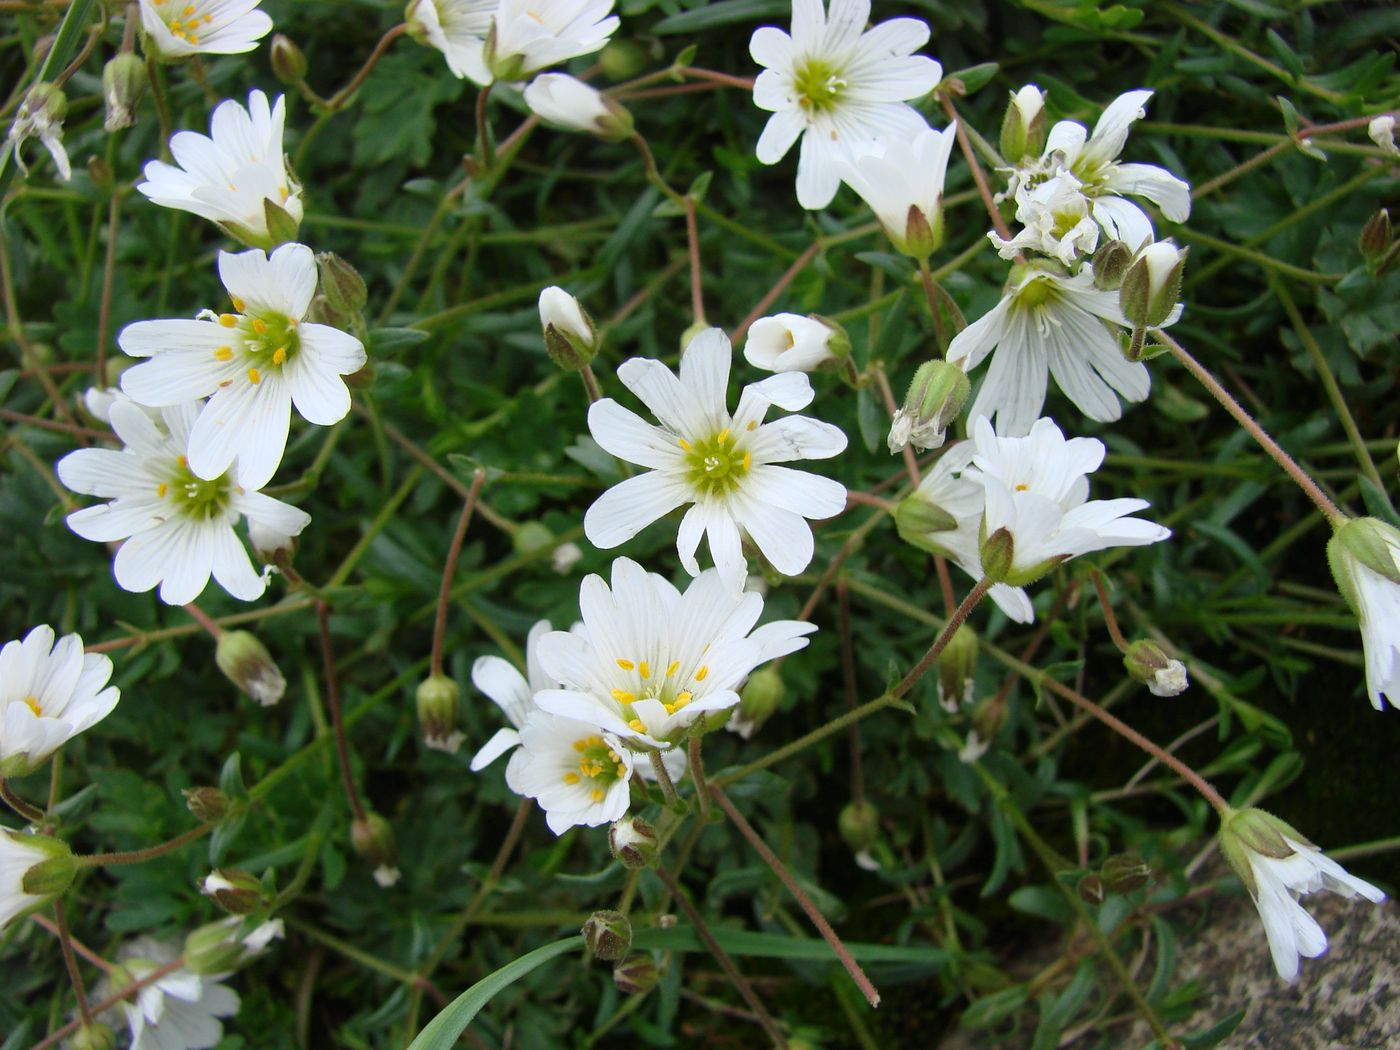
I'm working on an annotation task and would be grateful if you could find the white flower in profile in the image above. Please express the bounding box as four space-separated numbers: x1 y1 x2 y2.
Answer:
504 712 636 835
81 385 157 426
744 313 847 373
0 625 119 778
5 83 71 182
1015 89 1190 250
484 0 620 83
990 170 1100 266
750 0 943 210
965 416 1170 585
586 328 847 584
469 620 558 770
1327 516 1400 709
532 558 816 750
406 0 495 84
110 941 241 1050
1368 114 1397 156
1219 807 1387 982
947 262 1179 437
118 243 366 489
834 123 959 259
1 831 74 931
524 74 632 139
57 401 311 605
139 0 273 59
138 90 301 249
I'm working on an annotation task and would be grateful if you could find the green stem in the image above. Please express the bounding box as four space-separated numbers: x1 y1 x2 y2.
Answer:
648 750 679 805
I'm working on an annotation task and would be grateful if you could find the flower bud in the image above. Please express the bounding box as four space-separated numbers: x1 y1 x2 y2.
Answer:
200 869 266 915
71 1024 116 1050
248 518 299 566
513 521 554 557
609 817 660 870
215 631 286 706
1122 639 1188 697
1120 242 1186 329
182 786 231 824
1092 240 1134 291
416 674 464 753
971 692 1007 746
539 286 597 371
1359 209 1392 268
838 801 880 853
270 34 308 87
1100 854 1153 895
13 832 76 900
316 252 368 315
183 917 284 975
887 360 970 454
582 910 632 961
936 624 978 712
600 39 648 80
1369 114 1398 156
1000 85 1046 163
351 812 400 888
613 953 660 995
551 541 583 574
1327 516 1400 616
727 666 784 739
1076 873 1105 905
101 53 146 133
524 74 634 142
894 492 959 552
744 313 848 373
979 527 1015 584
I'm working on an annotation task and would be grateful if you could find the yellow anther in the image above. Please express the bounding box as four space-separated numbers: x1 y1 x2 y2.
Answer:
219 379 232 388
628 718 645 732
616 658 635 670
177 456 188 468
590 788 606 802
563 772 580 784
639 661 651 679
218 313 238 327
678 438 691 452
717 428 730 444
252 318 268 334
230 296 245 312
272 347 287 365
157 483 168 498
611 689 637 703
183 4 195 15
247 368 261 385
665 660 679 677
1014 482 1029 491
607 750 619 762
214 346 233 361
573 739 587 752
675 691 692 704
746 420 757 430
279 185 289 201
694 665 709 681
588 735 602 746
663 703 675 714
742 452 752 471
615 763 627 778
170 19 182 30
23 696 42 717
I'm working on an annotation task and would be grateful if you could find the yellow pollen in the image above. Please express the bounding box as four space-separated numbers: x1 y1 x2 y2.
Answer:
665 660 679 677
272 347 287 365
639 661 651 679
717 428 730 444
742 451 752 471
746 420 757 431
219 379 232 388
572 739 587 752
23 696 42 717
1014 482 1029 491
252 319 268 334
628 718 645 732
616 658 635 670
218 313 238 327
678 438 691 452
590 788 606 802
615 763 627 778
663 702 675 714
177 455 188 468
563 772 580 784
231 297 245 312
182 4 195 14
247 368 261 385
675 691 692 704
694 666 709 681
187 32 199 43
214 346 233 361
279 185 289 201
170 18 183 30
611 689 636 703
607 750 619 761
157 482 169 498
588 735 602 746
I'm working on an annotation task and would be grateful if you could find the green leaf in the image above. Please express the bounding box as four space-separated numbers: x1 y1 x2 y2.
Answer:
1173 1009 1246 1049
369 327 431 353
960 984 1029 1029
408 936 582 1050
653 0 789 35
945 62 1000 95
632 926 952 965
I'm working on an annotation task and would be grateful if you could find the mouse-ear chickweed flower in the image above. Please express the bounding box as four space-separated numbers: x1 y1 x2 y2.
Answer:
138 0 273 60
483 0 620 83
585 328 847 585
1328 516 1400 710
750 0 943 210
118 243 366 490
504 712 637 835
470 620 558 770
525 74 633 140
407 0 495 84
744 313 850 373
835 123 959 261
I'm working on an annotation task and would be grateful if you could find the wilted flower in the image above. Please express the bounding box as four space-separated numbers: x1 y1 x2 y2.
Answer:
5 82 70 182
990 170 1099 266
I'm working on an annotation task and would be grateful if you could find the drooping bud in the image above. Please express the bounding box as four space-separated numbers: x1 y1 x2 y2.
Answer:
1359 210 1391 268
609 817 660 870
999 84 1046 164
101 53 147 132
1100 854 1153 895
838 801 880 854
1092 240 1134 291
1119 242 1186 329
727 666 784 739
270 35 308 87
582 910 632 961
183 916 285 975
1327 516 1400 615
316 252 368 315
200 869 266 915
416 674 464 753
215 631 286 706
182 786 231 824
351 812 400 888
13 832 76 900
613 953 660 995
1122 639 1189 697
248 518 299 567
6 82 71 182
1076 873 1106 905
936 624 978 712
523 74 634 142
539 286 597 371
979 527 1015 584
887 360 970 454
70 1024 116 1050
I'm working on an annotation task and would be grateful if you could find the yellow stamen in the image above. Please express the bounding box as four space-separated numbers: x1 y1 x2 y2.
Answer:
694 665 709 681
1014 482 1029 491
742 451 752 471
678 438 691 452
611 689 636 703
219 379 232 388
675 691 692 704
717 428 730 444
279 185 289 201
628 718 645 732
170 20 182 31
247 368 261 385
231 297 245 312
252 318 268 334
218 313 238 327
747 420 757 431
615 763 627 778
177 455 188 468
665 660 679 677
573 739 587 752
23 696 42 717
663 703 675 714
639 661 651 679
182 4 195 15
616 658 635 670
607 750 619 762
590 788 606 802
214 346 233 361
563 772 580 784
157 483 168 498
272 347 287 365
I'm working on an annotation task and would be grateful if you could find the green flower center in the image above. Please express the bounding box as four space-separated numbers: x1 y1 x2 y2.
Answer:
161 458 232 520
607 656 708 739
680 427 752 498
793 58 846 113
212 304 301 387
564 734 627 802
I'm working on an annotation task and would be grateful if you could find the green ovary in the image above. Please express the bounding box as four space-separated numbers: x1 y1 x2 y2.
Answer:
240 312 301 379
163 460 231 520
681 428 752 498
793 59 846 112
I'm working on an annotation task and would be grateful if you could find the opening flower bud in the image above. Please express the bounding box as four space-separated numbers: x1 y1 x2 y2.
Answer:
894 492 959 555
936 624 978 712
838 801 880 853
728 666 784 739
270 34 308 87
1100 854 1153 895
201 869 267 915
183 786 231 824
613 953 660 995
1092 240 1134 291
416 674 464 753
215 631 286 706
249 518 300 566
12 831 76 902
744 313 849 373
1359 209 1392 269
539 286 597 371
351 812 400 888
888 360 970 454
979 527 1016 584
316 252 368 315
1119 242 1186 329
523 74 634 142
999 84 1046 164
609 817 659 870
582 909 633 961
1122 639 1189 697
101 53 146 132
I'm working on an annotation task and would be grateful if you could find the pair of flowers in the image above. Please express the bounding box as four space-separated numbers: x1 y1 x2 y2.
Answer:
409 0 619 86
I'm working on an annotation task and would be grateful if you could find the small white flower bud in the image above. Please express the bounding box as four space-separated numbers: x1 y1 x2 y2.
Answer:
1369 114 1397 156
416 674 464 753
539 286 598 370
1000 84 1046 162
524 74 634 141
1120 241 1186 329
744 313 848 373
888 360 970 454
215 631 286 706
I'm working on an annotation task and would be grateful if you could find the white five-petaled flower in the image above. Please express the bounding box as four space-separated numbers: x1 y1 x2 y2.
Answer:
469 620 558 770
407 0 495 83
585 328 847 585
834 123 959 259
138 90 301 249
947 262 1179 437
0 625 119 778
139 0 273 59
109 944 241 1050
1327 516 1400 710
1008 89 1190 250
57 401 312 605
484 0 620 83
504 712 636 835
531 557 816 750
966 416 1170 585
750 0 943 210
744 313 845 373
118 243 367 489
990 170 1100 266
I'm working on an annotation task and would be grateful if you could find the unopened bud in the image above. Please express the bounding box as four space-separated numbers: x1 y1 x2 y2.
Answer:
1360 209 1392 268
599 39 647 81
979 527 1015 584
351 812 399 887
936 624 978 712
838 801 880 853
416 674 463 753
1077 873 1106 905
316 252 368 315
678 321 709 354
183 920 247 975
609 816 659 869
888 360 970 454
1120 242 1186 329
582 910 632 961
183 786 231 824
1092 240 1134 290
101 53 146 132
551 541 583 574
613 953 659 995
1122 639 1188 697
539 286 597 370
523 74 634 142
513 521 555 557
70 1024 116 1050
1000 84 1046 163
745 313 849 373
1100 854 1153 894
215 631 286 706
270 34 307 87
200 869 266 915
894 492 959 552
728 666 784 739
15 833 76 899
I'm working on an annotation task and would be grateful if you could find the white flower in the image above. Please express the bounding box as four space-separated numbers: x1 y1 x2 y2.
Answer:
139 0 273 59
469 620 557 770
118 243 366 489
5 83 70 182
539 284 598 369
0 625 119 777
947 262 1179 436
1148 659 1189 697
551 541 583 574
1369 114 1397 156
115 954 240 1050
750 0 943 210
504 712 636 834
744 313 846 373
966 416 1170 584
957 730 989 763
485 0 620 83
407 0 495 83
524 73 632 139
531 557 815 750
990 170 1100 266
1327 517 1400 709
834 123 959 258
57 401 311 605
137 90 301 249
1011 89 1190 250
1 831 73 930
81 386 158 426
585 328 847 584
